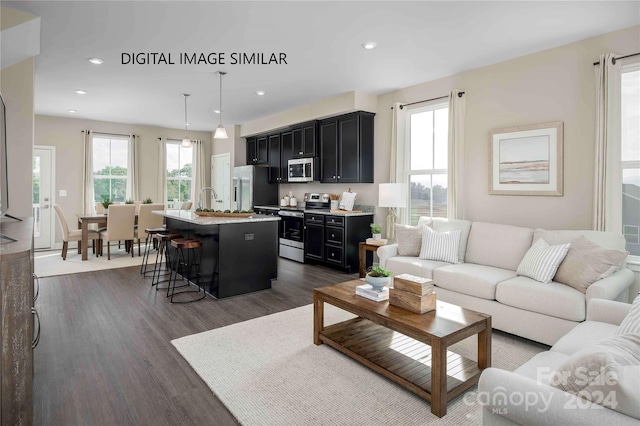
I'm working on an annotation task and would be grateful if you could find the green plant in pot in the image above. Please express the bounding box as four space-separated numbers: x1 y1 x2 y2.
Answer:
370 223 382 240
142 197 153 204
125 199 134 204
101 196 113 212
365 266 392 291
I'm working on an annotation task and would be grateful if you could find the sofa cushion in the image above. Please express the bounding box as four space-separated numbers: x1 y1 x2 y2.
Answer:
394 224 423 257
419 226 460 263
496 276 586 321
516 238 570 283
552 321 621 356
513 351 568 383
552 333 640 420
465 222 533 271
432 263 516 300
616 293 640 335
418 217 472 262
534 228 628 251
554 236 627 293
386 256 449 279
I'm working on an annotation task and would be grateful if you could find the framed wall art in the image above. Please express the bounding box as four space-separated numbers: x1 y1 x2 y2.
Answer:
489 121 563 196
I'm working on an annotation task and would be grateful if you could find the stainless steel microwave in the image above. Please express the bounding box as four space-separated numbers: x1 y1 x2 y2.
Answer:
288 158 314 182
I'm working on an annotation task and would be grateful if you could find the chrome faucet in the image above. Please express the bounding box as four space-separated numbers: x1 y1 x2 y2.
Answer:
198 187 219 209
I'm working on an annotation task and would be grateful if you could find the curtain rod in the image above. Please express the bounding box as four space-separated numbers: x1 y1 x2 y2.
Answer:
81 130 136 138
593 52 640 66
390 91 465 110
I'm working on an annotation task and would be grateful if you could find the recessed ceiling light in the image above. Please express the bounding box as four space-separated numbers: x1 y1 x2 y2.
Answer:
256 90 266 96
68 109 77 113
213 109 221 114
362 42 377 50
88 57 104 65
75 89 87 95
186 122 191 126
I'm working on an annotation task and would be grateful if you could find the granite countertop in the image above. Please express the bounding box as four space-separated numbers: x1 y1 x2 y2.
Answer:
254 205 374 216
153 209 281 225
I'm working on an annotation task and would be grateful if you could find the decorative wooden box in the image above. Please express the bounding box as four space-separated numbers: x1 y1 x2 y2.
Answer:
389 288 436 314
394 273 434 296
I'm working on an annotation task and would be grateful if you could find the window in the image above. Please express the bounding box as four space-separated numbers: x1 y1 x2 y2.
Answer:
166 141 193 208
621 64 640 256
405 103 449 225
92 135 129 203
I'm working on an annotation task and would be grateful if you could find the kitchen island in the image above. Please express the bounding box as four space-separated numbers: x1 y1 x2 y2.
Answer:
154 210 280 299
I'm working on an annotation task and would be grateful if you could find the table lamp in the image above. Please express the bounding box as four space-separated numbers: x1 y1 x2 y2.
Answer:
378 183 407 242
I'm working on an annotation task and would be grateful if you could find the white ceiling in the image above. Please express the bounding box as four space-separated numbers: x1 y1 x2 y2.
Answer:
4 1 640 132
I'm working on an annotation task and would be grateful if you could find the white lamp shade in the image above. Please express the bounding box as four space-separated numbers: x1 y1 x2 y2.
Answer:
378 183 407 208
181 138 192 147
214 125 228 139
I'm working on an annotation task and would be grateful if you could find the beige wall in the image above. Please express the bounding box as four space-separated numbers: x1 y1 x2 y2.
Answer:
34 114 212 243
0 58 35 218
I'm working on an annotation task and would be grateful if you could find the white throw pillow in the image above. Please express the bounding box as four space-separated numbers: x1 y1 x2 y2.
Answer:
419 226 460 264
516 238 570 283
616 293 640 335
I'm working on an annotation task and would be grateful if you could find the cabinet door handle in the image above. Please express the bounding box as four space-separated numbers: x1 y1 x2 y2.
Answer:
331 233 335 238
332 175 336 179
33 273 40 303
299 151 303 155
32 307 41 349
338 175 340 179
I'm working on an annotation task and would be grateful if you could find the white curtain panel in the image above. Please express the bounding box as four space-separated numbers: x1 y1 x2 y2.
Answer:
126 134 139 202
82 130 94 214
593 54 622 231
191 140 206 209
390 102 407 223
447 90 466 219
157 138 167 204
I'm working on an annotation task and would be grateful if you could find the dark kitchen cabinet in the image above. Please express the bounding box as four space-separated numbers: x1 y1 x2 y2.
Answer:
292 121 317 158
305 213 372 273
280 130 293 182
304 213 325 262
267 133 282 183
319 111 374 183
246 135 268 165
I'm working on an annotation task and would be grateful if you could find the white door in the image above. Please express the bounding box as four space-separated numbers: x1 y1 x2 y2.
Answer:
211 153 231 211
33 146 55 249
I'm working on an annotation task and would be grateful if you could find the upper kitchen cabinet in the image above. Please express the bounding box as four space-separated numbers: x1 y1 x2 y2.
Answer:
268 131 294 183
292 121 317 158
246 135 268 165
319 111 375 183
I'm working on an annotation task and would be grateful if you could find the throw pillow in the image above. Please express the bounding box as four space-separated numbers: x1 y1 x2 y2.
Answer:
419 226 460 264
394 224 424 257
616 293 640 335
516 238 570 283
554 236 627 293
551 333 640 419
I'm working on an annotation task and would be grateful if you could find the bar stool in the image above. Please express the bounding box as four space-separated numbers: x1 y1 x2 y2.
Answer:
151 232 182 289
168 238 205 303
140 226 166 277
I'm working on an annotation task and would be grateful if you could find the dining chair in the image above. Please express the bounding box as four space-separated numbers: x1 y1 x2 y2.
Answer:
135 203 165 256
98 204 136 260
180 201 193 210
53 204 100 260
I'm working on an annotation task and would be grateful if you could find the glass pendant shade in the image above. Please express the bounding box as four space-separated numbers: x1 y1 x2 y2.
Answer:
214 125 228 139
181 137 191 147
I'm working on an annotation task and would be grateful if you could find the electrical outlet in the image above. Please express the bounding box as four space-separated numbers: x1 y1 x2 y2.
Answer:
59 189 67 197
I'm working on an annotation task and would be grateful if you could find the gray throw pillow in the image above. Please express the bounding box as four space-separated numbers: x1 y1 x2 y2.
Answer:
554 236 627 293
395 224 423 257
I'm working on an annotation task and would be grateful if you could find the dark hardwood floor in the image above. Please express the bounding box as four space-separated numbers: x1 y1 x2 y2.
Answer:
33 258 358 425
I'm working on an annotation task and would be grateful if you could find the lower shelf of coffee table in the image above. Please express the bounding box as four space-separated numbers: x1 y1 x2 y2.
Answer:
319 317 481 398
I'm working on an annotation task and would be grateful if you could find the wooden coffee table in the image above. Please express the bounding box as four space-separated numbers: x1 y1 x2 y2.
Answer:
313 280 491 417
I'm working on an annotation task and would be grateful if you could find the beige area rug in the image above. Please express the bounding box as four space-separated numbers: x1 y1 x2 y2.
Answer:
172 304 547 426
34 245 144 277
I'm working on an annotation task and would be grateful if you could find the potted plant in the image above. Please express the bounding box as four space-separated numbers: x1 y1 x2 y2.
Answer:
101 196 112 213
142 197 153 204
370 223 382 240
365 266 392 291
125 199 134 204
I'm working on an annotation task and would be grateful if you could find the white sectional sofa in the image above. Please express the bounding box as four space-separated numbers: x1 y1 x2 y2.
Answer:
377 218 634 345
478 298 640 425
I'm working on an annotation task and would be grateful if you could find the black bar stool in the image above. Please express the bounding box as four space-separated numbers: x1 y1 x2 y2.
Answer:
140 226 166 277
151 232 182 290
168 238 205 303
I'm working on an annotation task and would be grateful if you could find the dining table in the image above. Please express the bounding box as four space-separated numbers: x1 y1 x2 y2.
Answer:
76 213 138 261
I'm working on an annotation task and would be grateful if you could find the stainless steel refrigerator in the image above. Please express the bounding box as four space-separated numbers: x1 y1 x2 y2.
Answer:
232 165 278 211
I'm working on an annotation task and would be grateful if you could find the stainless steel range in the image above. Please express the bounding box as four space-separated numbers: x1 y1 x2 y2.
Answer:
278 193 330 263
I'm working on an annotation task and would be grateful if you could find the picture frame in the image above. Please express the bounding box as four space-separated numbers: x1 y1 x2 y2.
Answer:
489 121 563 196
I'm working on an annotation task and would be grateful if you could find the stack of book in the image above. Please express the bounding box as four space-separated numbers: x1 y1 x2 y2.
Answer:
389 274 436 314
365 238 388 246
356 284 389 302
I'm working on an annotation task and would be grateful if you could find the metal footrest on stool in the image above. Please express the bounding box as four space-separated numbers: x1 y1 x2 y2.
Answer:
168 238 206 303
141 226 166 277
151 232 182 290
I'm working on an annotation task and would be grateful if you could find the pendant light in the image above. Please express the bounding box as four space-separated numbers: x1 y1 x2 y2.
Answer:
181 93 192 147
214 71 228 139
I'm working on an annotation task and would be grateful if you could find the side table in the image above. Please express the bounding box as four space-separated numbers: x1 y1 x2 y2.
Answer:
358 242 384 277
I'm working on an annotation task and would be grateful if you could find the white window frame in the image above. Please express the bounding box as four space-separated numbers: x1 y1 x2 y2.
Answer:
403 101 449 225
91 134 130 203
165 139 194 209
620 61 640 267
